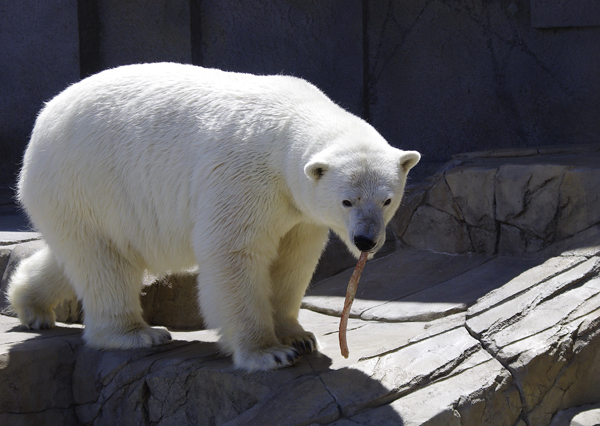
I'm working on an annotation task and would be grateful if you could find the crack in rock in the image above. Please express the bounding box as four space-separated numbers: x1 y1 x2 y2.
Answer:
464 321 531 426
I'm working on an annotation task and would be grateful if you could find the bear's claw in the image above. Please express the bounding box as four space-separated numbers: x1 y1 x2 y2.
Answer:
234 344 301 371
281 332 318 355
38 322 51 330
19 306 56 331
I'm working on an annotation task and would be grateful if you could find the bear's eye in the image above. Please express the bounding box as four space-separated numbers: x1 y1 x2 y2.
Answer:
384 198 392 206
342 200 352 207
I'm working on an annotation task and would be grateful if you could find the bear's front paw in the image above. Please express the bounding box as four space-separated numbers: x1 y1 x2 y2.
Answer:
233 344 301 371
279 331 318 355
84 325 172 350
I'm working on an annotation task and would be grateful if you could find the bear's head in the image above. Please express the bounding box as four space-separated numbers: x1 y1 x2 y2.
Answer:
304 145 420 258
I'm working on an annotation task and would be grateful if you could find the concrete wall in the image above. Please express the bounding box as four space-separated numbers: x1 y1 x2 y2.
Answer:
1 0 599 183
0 0 80 182
366 0 600 163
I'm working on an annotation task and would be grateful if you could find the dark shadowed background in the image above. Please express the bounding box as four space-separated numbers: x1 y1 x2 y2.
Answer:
1 0 599 185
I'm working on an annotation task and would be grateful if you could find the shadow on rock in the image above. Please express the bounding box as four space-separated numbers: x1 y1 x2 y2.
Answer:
0 319 405 426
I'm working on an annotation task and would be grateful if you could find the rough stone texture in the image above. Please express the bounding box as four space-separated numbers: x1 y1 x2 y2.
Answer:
466 269 600 426
304 249 492 320
550 403 600 426
1 146 600 425
342 357 522 426
140 272 204 330
394 144 600 256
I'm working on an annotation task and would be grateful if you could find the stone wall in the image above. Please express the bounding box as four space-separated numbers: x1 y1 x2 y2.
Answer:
0 0 80 182
1 0 599 183
392 144 600 256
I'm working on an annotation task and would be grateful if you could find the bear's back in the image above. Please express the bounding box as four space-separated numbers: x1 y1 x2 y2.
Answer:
19 64 352 270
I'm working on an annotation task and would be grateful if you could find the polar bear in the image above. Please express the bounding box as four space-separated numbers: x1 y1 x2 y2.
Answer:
7 63 420 371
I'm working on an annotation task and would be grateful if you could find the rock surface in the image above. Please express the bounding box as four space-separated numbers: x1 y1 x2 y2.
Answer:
1 145 600 425
393 144 600 257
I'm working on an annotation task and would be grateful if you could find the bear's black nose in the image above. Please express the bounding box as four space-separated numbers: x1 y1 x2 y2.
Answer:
354 235 376 252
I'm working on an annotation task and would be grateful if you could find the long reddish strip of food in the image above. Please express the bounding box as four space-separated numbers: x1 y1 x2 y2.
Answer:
339 251 369 358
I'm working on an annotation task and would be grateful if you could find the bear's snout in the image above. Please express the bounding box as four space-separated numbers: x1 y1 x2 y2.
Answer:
353 235 377 252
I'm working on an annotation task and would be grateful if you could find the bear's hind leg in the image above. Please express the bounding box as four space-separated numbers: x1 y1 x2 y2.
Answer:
6 244 77 329
64 241 171 349
270 224 329 354
197 250 301 371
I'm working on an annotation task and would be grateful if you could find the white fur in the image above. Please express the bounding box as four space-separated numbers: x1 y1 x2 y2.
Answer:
6 63 420 371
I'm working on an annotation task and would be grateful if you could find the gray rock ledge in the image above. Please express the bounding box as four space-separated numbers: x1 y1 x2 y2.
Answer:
1 144 599 425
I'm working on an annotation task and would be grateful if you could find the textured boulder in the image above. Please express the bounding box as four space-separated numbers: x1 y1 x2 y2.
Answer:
466 256 600 426
393 144 600 256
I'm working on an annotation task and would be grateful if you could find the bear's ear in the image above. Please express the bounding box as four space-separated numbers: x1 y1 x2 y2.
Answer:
399 150 421 174
304 160 329 181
